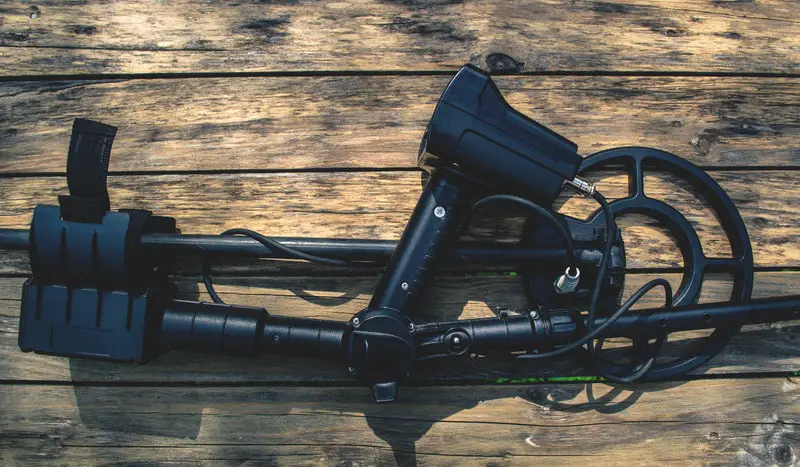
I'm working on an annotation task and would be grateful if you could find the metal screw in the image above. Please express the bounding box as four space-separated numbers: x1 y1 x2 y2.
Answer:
408 322 415 331
452 336 461 345
273 334 280 342
401 282 409 291
434 206 446 218
529 310 539 320
352 317 360 327
348 367 356 374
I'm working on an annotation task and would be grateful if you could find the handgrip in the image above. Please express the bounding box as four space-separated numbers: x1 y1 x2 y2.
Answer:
368 170 467 315
160 300 347 358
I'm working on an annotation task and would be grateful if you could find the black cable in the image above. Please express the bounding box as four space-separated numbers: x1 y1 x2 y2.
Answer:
519 190 672 384
470 192 667 371
600 356 656 384
593 333 668 383
587 191 615 329
221 228 358 267
471 194 578 275
203 272 225 304
582 191 672 382
203 227 371 305
583 191 623 377
520 278 673 360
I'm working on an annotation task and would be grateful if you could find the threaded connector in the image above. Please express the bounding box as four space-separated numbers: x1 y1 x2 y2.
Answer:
563 176 596 197
554 267 580 294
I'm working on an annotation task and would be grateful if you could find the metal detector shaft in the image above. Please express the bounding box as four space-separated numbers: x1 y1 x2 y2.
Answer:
157 294 800 361
0 228 610 267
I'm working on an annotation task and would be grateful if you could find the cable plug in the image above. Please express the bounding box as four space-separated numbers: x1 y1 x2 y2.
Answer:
554 267 580 294
563 176 596 197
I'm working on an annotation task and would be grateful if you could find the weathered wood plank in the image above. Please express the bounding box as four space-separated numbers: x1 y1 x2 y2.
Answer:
1 2 796 464
2 76 799 172
1 170 798 273
1 272 796 383
0 1 798 75
1 379 797 465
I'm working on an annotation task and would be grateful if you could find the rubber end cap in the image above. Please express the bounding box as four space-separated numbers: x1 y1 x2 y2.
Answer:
372 381 397 403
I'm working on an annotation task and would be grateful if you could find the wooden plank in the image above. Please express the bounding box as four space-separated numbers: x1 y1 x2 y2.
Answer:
2 76 799 172
1 272 796 383
1 170 799 273
0 378 797 465
0 1 798 75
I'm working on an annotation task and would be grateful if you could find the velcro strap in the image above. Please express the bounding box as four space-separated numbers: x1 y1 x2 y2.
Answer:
118 209 176 281
118 209 153 248
66 118 117 213
58 195 107 224
118 209 177 236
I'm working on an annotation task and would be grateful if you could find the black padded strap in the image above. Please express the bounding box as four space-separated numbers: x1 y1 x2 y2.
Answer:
58 195 107 224
66 118 117 213
118 208 177 283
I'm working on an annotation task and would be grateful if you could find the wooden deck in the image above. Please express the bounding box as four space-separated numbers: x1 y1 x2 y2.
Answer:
1 1 798 464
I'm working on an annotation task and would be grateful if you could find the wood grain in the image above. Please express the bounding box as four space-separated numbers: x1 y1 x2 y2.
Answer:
1 272 796 383
2 76 799 172
0 1 798 75
1 379 797 465
1 170 798 273
2 1 799 463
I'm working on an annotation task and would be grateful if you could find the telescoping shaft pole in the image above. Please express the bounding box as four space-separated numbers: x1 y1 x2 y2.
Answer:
157 295 800 362
413 295 800 359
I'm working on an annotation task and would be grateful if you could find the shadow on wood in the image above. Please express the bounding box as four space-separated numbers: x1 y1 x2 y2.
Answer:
58 276 800 465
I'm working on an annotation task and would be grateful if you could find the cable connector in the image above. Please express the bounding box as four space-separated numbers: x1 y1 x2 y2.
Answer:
564 176 596 197
554 267 580 294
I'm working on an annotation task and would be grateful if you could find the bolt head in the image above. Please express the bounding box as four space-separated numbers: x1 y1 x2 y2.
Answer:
401 282 409 291
352 317 360 327
529 310 539 320
452 336 461 345
408 322 415 330
434 206 446 218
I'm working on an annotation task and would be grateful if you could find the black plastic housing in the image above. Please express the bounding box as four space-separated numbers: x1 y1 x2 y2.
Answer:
30 205 132 289
418 64 582 206
18 281 165 362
